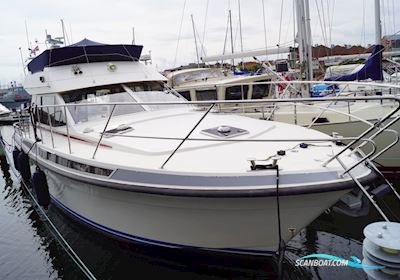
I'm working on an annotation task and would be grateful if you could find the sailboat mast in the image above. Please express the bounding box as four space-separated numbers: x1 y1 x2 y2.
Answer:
191 14 200 67
296 0 313 81
304 0 313 81
229 10 235 67
374 0 382 45
238 0 244 68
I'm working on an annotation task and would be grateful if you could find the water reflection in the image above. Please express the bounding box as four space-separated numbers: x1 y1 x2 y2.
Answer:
0 146 85 279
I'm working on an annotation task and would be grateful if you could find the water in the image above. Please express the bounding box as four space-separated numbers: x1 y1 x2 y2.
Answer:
0 145 399 279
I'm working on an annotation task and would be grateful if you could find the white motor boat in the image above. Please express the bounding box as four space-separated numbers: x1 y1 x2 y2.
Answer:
0 103 21 124
1 39 384 256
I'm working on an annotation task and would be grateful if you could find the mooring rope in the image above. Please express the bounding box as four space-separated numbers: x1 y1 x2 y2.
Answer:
19 178 98 280
3 142 97 280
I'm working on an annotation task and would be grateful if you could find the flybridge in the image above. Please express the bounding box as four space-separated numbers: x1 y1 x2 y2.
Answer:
27 38 143 74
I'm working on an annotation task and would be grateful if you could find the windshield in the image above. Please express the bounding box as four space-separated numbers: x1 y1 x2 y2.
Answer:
172 69 227 86
61 82 185 124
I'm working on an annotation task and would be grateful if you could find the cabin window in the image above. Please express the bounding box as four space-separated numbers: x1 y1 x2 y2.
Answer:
36 95 66 126
60 82 185 123
61 84 144 123
252 80 270 99
226 85 249 100
171 69 226 86
126 81 164 92
195 90 217 101
178 91 191 101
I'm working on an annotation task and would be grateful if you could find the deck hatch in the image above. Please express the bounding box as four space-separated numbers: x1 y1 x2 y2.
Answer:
103 124 134 138
201 125 249 138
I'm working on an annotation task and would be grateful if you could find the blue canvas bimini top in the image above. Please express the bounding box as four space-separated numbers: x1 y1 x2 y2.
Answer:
27 38 143 74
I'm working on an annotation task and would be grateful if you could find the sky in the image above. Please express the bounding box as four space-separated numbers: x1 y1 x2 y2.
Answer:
0 0 399 85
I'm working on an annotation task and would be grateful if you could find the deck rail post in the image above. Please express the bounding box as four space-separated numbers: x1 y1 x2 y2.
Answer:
47 107 55 148
92 105 116 159
161 103 215 169
64 105 72 154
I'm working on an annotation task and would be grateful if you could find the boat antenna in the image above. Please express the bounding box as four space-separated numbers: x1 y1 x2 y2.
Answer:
69 22 74 43
18 47 26 76
60 18 67 46
44 29 49 49
24 19 32 57
191 14 200 67
132 27 136 45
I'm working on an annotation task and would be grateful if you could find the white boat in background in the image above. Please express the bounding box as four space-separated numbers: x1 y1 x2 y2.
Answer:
171 44 400 171
0 103 21 125
166 67 278 102
0 103 11 116
2 38 395 256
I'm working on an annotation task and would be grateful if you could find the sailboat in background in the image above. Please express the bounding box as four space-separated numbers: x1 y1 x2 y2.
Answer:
174 0 400 171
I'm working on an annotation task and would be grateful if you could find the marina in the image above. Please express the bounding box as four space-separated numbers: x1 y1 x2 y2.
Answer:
1 0 400 279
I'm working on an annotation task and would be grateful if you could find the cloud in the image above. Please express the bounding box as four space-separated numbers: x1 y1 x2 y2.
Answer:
0 0 398 83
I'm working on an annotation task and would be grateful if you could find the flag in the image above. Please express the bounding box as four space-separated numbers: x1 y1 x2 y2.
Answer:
30 45 39 56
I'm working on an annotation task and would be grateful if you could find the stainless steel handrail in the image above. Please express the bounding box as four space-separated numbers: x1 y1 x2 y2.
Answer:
63 106 72 154
92 105 116 159
306 101 335 129
369 128 399 162
46 107 55 148
30 95 400 108
160 103 215 169
17 90 400 177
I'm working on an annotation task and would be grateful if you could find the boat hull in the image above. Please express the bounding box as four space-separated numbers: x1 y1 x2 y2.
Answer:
0 124 374 256
40 165 348 255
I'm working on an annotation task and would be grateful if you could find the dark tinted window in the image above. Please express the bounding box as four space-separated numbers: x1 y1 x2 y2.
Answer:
36 95 66 127
252 81 270 99
196 90 217 101
179 91 191 101
226 85 249 100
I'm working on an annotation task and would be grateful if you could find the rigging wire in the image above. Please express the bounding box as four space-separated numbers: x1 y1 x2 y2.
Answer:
293 0 296 48
386 0 392 35
277 0 285 58
201 0 209 53
221 12 231 65
384 0 390 35
393 0 396 35
193 19 208 63
173 0 187 68
261 0 268 59
381 0 387 37
361 0 366 46
320 0 328 46
233 20 240 51
314 0 327 47
282 1 294 48
327 0 335 48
